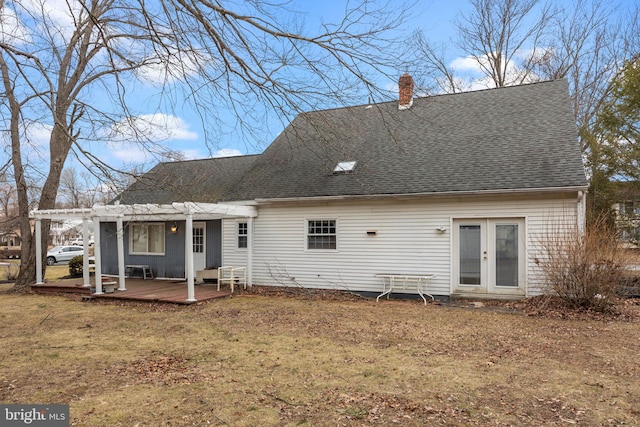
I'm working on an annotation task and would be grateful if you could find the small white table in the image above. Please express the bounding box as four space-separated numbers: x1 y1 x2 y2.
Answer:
125 265 153 280
375 273 436 305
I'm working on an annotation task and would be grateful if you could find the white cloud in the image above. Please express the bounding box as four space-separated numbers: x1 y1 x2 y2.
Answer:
104 114 200 166
20 0 83 40
212 148 243 158
450 56 484 73
136 47 210 85
24 121 53 146
180 149 203 160
447 51 542 92
112 147 148 164
107 113 198 143
0 6 31 45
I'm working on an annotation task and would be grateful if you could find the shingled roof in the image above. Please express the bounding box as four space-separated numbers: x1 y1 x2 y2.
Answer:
116 154 259 204
117 79 587 205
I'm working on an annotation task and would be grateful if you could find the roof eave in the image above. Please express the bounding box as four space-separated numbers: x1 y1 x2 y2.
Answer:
254 186 588 204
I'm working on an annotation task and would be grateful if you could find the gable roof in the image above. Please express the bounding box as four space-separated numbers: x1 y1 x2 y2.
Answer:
118 79 587 205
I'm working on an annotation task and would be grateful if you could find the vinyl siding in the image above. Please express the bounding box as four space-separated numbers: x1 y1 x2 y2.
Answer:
100 219 222 278
222 193 580 297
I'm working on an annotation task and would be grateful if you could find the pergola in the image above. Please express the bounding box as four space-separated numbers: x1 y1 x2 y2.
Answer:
30 201 258 302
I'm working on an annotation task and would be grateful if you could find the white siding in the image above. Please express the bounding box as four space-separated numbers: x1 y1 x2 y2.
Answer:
222 193 580 297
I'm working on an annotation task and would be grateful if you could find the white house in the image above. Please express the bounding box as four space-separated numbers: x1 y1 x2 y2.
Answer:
31 78 587 301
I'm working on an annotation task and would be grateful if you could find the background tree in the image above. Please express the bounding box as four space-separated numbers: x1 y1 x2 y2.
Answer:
0 0 407 291
411 0 639 222
590 58 640 181
411 0 556 93
585 57 640 224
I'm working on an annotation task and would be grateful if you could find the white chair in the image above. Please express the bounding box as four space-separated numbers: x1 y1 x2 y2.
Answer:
217 266 247 292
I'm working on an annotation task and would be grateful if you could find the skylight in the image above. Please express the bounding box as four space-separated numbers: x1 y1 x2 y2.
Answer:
334 161 357 173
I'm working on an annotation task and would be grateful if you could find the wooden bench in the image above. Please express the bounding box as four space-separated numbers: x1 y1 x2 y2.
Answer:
125 265 153 280
217 266 247 293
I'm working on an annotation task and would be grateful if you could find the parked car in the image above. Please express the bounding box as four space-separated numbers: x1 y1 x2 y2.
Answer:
69 238 94 246
46 245 86 265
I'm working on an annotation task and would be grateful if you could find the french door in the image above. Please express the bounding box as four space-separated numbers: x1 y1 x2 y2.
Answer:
453 218 525 296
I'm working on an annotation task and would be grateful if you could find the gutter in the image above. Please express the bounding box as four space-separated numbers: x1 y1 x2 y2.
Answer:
254 185 589 204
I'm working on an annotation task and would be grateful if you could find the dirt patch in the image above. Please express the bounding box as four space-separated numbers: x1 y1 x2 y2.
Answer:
237 285 640 321
235 284 367 301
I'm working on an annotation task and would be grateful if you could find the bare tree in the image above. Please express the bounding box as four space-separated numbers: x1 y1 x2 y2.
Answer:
411 0 639 158
412 0 556 93
58 168 83 208
412 0 638 106
454 0 556 88
0 0 408 290
0 171 17 219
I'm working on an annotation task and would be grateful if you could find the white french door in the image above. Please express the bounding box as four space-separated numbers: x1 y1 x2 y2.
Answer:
453 218 525 296
192 222 206 275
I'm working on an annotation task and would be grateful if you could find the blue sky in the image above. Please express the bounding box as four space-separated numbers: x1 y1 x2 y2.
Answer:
113 0 474 164
2 0 632 181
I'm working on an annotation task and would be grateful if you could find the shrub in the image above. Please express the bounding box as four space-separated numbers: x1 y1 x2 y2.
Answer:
538 216 630 312
68 255 94 277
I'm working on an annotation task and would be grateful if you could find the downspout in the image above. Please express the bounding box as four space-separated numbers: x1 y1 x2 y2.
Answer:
577 191 586 233
81 218 91 287
35 218 43 285
93 215 103 294
116 215 126 291
186 214 196 302
247 216 253 287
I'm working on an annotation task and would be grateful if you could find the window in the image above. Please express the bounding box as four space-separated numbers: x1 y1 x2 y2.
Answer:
625 201 634 215
193 226 204 253
307 219 337 250
130 223 165 254
238 222 247 249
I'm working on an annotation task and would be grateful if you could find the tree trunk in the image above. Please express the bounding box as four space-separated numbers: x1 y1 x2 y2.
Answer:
12 123 70 292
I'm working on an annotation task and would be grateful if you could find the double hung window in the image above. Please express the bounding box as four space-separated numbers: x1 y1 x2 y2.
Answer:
307 220 336 250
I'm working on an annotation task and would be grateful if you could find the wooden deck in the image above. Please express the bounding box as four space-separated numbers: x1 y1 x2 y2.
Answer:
32 278 232 305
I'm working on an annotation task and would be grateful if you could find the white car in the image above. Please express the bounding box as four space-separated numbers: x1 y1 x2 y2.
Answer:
46 245 86 265
69 238 94 246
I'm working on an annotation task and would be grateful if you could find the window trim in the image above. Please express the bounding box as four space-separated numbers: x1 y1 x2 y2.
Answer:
237 222 248 249
305 218 338 251
129 222 166 255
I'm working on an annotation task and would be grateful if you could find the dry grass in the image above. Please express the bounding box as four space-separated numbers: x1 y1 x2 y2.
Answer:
0 286 639 426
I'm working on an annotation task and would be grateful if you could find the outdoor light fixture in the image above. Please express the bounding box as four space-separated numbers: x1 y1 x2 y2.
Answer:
170 222 178 234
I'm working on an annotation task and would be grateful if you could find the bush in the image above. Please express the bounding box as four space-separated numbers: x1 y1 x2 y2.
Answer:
68 255 94 277
538 217 629 312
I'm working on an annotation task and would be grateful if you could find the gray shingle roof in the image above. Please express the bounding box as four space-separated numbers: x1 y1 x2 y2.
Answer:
116 154 259 204
118 80 587 205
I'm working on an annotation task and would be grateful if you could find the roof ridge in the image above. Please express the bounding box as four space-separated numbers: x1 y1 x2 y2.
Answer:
301 79 566 115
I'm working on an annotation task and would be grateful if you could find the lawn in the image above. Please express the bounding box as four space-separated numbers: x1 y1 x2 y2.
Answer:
0 285 638 426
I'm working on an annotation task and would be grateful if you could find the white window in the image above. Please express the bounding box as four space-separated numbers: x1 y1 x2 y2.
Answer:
307 219 337 250
193 225 204 253
130 223 165 255
238 222 247 249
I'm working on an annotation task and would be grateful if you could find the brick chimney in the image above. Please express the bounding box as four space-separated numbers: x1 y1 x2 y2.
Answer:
398 73 414 110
